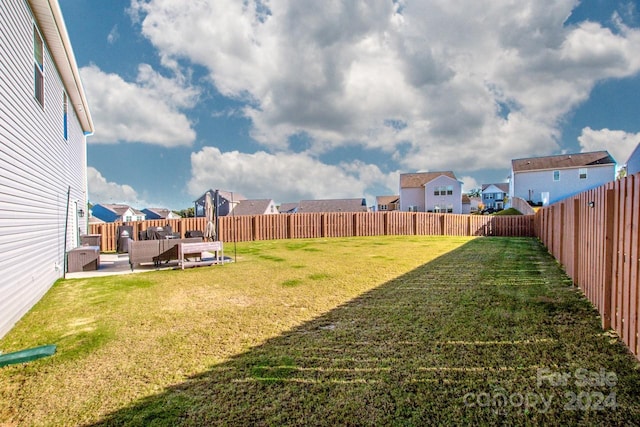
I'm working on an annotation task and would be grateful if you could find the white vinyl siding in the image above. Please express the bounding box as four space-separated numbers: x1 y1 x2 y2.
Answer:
0 0 88 337
511 166 615 205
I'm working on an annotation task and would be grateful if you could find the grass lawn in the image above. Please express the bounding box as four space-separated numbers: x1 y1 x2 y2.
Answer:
0 236 639 426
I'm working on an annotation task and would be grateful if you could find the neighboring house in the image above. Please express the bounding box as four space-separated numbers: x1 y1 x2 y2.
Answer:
91 204 146 223
481 183 509 210
0 0 94 337
399 171 463 214
194 189 245 217
462 195 482 214
231 199 279 216
509 151 616 206
375 195 400 212
296 198 368 213
278 203 299 214
142 208 181 220
88 213 105 225
626 143 640 176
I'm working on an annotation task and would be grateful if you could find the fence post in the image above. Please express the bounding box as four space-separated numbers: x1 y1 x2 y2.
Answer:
252 216 258 241
440 215 445 235
573 198 580 286
383 212 389 235
559 202 565 265
602 189 616 330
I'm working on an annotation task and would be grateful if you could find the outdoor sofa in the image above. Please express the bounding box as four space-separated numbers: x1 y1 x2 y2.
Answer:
127 237 203 270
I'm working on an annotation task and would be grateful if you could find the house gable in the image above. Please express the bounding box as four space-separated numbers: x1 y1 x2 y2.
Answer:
482 183 509 194
232 199 278 215
423 175 463 214
399 171 458 212
400 171 457 188
194 189 246 217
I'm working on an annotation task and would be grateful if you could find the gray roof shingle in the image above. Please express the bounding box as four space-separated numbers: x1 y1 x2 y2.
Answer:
512 151 615 172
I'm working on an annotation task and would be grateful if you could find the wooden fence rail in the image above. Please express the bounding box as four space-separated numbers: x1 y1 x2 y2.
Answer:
89 212 535 252
535 173 639 361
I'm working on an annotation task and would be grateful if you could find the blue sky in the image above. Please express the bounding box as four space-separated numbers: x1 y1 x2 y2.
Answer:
58 0 640 211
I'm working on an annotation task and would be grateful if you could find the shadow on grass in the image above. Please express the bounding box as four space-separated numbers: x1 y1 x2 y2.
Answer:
90 238 640 426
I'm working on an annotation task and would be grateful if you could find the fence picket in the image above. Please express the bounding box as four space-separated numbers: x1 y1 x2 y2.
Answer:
535 173 640 361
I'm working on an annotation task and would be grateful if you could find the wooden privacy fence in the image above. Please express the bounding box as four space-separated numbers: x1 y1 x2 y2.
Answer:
89 212 534 252
535 173 639 361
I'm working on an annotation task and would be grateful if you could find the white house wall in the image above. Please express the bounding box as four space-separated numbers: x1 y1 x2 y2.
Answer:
399 188 424 211
512 165 615 205
627 144 640 176
0 0 88 337
424 175 463 214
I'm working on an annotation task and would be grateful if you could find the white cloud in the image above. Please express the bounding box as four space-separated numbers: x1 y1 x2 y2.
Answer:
107 25 119 44
80 64 198 146
459 176 481 194
131 0 640 177
87 167 139 204
578 127 640 165
187 147 398 204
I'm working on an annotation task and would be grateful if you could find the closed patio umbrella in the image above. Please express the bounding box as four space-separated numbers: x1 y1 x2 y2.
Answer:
204 191 216 241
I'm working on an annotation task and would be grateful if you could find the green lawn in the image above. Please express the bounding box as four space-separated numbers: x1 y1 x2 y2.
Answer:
0 236 638 426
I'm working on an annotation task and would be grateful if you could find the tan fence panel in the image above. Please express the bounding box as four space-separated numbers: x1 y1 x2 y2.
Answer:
534 173 640 361
220 216 252 242
413 213 438 235
353 212 385 236
320 213 352 238
90 212 536 250
287 213 322 239
385 211 414 235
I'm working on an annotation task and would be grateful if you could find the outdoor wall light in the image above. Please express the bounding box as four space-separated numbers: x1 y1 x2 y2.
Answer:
588 201 595 208
78 208 85 218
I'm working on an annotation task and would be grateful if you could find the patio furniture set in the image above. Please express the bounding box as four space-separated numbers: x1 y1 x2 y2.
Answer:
66 228 224 273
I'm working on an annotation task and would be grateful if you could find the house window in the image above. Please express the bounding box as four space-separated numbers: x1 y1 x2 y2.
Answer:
63 92 68 140
434 205 442 213
125 216 132 222
447 204 453 213
378 204 387 211
579 168 587 179
553 170 560 181
33 26 44 107
434 187 441 196
446 186 453 195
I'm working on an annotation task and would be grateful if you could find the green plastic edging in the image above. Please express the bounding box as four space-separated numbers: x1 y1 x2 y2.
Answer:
0 345 57 367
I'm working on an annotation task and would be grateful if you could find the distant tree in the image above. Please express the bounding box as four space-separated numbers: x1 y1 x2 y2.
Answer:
176 207 194 218
617 167 627 180
467 188 481 198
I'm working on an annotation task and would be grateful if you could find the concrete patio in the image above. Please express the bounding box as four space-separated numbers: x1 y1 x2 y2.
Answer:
65 252 231 279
